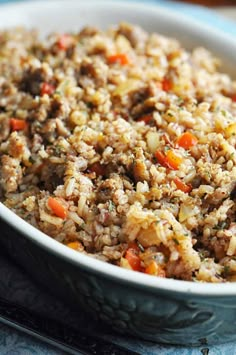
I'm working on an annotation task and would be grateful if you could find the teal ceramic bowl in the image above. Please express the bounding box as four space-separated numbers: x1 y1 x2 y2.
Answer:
0 0 236 346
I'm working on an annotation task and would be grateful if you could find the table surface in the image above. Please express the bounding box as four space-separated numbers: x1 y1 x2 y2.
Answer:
0 1 236 355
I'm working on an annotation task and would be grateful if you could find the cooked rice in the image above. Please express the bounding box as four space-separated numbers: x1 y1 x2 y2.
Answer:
1 24 236 282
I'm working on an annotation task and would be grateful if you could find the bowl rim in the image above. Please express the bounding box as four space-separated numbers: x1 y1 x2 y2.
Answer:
2 201 236 297
0 0 236 296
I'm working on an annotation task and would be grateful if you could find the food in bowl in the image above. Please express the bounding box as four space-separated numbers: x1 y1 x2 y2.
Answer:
0 23 236 283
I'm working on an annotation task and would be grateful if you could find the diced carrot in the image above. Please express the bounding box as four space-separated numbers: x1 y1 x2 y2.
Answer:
145 260 166 277
40 82 55 96
165 150 183 170
231 94 236 102
145 260 158 275
173 177 192 193
137 114 153 124
155 149 182 170
107 54 130 65
162 77 172 92
48 197 67 219
125 247 141 271
67 241 81 250
10 118 27 131
128 242 140 253
155 150 168 168
89 162 106 176
177 132 198 150
57 34 74 50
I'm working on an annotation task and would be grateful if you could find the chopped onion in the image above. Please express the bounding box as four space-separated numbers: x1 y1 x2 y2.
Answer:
120 257 132 269
179 204 199 222
113 79 142 96
146 131 160 153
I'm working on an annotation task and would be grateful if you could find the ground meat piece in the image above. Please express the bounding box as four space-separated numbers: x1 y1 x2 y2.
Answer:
40 119 57 143
117 23 148 49
40 162 65 192
132 148 150 182
79 26 100 38
78 57 108 88
0 80 22 110
205 185 234 205
166 260 193 281
97 174 124 203
131 97 156 118
8 131 30 162
49 97 70 120
0 115 10 143
0 154 23 193
20 63 53 96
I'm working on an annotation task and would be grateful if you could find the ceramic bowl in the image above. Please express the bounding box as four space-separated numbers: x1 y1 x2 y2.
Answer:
0 0 236 346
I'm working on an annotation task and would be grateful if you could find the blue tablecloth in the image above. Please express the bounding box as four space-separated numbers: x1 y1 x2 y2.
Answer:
0 1 236 354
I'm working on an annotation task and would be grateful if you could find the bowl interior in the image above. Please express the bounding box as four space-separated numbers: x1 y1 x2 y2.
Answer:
0 0 236 296
0 0 235 76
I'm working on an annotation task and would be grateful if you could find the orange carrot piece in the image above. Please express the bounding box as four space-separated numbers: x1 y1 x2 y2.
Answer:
107 54 130 65
165 150 183 170
155 150 168 168
48 197 67 219
231 94 236 102
155 149 182 170
128 242 140 253
67 241 80 250
137 114 153 124
162 77 172 92
177 132 198 150
40 82 55 96
145 261 166 277
57 34 74 50
173 177 192 193
125 248 141 271
10 118 27 131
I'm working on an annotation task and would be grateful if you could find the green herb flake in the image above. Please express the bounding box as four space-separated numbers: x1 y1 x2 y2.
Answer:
214 221 227 230
172 238 180 245
28 156 35 164
86 102 93 109
223 265 230 276
177 97 184 105
80 222 86 229
221 110 227 117
199 251 205 261
164 146 170 152
137 241 145 252
108 200 115 212
54 145 62 155
63 79 70 87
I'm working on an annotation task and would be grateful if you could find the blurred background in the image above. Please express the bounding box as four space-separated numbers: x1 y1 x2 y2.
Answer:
180 0 236 5
0 0 236 7
0 0 235 6
177 0 236 21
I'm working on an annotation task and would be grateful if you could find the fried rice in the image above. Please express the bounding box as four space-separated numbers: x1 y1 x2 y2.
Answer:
1 23 236 282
